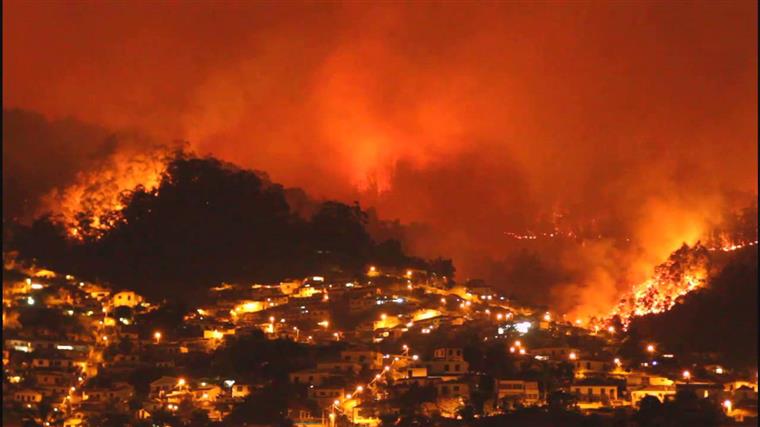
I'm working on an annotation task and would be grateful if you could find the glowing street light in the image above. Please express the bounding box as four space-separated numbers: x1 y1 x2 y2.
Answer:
178 378 186 387
682 370 691 380
723 400 732 412
569 352 577 360
154 331 162 344
646 344 655 353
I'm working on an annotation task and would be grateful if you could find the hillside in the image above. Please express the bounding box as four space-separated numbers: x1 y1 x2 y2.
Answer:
626 245 758 369
6 152 454 303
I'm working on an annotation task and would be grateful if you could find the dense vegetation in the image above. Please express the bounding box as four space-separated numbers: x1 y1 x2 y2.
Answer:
7 153 453 303
625 246 758 369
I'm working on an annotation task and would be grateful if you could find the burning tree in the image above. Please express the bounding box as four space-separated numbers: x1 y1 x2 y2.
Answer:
609 243 710 329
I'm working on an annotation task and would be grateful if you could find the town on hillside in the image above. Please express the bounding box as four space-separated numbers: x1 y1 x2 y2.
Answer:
3 255 757 426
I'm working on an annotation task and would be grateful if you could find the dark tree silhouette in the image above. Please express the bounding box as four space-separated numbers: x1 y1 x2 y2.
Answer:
9 153 455 303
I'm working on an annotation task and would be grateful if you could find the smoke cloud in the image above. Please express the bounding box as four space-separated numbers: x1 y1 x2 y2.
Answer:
3 1 757 317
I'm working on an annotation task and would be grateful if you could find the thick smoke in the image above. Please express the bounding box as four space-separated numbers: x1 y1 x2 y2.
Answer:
3 1 757 318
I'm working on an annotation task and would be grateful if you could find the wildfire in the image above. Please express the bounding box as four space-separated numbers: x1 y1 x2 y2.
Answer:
40 148 172 240
606 243 710 329
707 239 758 253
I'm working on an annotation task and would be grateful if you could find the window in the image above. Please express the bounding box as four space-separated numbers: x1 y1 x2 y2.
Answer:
455 364 460 371
444 364 450 371
586 362 591 369
454 386 460 391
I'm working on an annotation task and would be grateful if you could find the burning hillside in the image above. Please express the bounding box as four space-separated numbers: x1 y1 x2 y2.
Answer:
20 145 758 324
39 146 175 240
605 242 710 330
597 232 757 331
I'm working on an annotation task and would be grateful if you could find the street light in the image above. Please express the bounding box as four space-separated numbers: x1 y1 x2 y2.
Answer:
646 344 655 353
154 331 162 344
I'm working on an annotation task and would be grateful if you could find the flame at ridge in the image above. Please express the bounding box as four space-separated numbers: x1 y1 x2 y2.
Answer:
600 236 757 330
40 149 171 240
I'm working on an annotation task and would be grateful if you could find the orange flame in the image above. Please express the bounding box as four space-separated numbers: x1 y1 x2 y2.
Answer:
40 148 170 240
605 242 712 329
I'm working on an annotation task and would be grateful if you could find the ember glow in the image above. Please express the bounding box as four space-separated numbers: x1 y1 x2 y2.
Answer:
40 147 171 240
604 243 710 329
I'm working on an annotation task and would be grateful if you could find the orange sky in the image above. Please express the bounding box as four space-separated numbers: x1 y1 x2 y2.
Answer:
3 1 757 312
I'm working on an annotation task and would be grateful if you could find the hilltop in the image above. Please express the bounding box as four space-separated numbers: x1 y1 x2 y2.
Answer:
5 152 454 303
625 245 758 369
